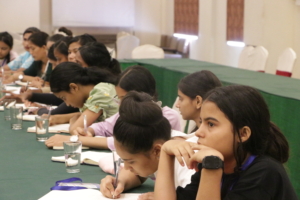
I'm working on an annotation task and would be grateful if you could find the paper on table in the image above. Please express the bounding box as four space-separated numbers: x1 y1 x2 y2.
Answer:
22 114 37 121
38 189 140 200
51 151 111 166
27 123 70 133
15 80 31 86
0 103 38 111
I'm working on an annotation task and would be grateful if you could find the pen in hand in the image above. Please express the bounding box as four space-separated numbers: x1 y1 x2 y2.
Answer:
83 114 87 133
112 158 121 199
25 81 29 92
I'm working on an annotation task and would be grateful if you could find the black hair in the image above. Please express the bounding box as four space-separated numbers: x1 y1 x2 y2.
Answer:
69 34 97 46
203 85 289 170
53 37 73 56
114 91 171 154
79 42 121 75
23 27 40 36
58 27 73 36
0 32 13 62
47 45 56 61
50 62 116 93
28 32 49 47
116 65 157 100
48 34 65 43
178 70 222 99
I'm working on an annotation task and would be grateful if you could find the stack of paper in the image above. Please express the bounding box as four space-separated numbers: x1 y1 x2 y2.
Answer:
38 189 140 200
27 123 70 133
51 151 111 166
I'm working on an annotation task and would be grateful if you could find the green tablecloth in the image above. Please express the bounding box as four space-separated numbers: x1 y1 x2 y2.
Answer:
0 113 153 200
120 58 300 198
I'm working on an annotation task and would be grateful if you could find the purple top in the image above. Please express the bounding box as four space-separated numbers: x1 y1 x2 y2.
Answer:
90 106 181 150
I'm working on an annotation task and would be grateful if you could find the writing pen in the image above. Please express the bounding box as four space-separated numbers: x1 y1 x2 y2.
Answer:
83 114 87 133
112 158 121 199
25 81 29 91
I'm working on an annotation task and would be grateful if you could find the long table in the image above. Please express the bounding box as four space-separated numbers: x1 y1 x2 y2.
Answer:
120 58 300 198
0 112 154 200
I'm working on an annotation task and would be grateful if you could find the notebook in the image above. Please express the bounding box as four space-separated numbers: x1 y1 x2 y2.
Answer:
38 189 140 200
22 114 38 121
51 151 111 166
27 123 70 133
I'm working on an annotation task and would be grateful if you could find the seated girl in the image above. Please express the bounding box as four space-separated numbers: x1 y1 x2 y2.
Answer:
175 70 222 134
3 27 40 71
4 32 52 84
99 91 195 200
48 62 119 134
0 32 18 67
45 66 181 149
75 41 121 75
154 85 298 200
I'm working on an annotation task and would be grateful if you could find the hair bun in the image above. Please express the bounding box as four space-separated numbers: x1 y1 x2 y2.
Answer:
119 91 163 126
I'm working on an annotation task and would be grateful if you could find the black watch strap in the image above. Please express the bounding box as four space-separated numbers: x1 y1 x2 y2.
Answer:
202 156 224 169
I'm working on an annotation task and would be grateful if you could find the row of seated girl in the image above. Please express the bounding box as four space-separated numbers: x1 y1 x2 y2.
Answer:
0 27 298 199
42 63 299 199
97 82 297 199
1 27 122 135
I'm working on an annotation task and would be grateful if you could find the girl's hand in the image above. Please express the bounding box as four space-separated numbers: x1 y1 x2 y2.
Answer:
138 192 154 200
189 145 224 171
72 127 93 137
162 140 196 168
45 134 71 147
100 175 124 199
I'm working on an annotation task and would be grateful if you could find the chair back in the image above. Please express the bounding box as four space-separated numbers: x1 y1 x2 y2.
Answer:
106 46 116 59
116 31 130 40
131 44 164 59
116 35 140 59
238 46 255 69
276 48 297 77
252 46 268 72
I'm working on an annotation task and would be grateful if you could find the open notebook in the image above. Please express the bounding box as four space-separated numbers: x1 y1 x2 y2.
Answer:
0 103 30 111
27 123 70 133
38 189 140 200
51 151 111 166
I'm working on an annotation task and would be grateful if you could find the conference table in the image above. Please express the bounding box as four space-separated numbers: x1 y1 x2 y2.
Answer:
120 58 300 198
0 112 154 200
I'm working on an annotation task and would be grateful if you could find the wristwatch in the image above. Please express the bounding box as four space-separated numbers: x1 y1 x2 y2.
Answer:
18 74 24 81
202 156 224 169
70 135 79 142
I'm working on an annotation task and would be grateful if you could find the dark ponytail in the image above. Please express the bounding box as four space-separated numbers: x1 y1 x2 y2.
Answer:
266 122 289 163
79 42 121 75
204 85 289 168
58 27 73 37
50 62 116 93
114 91 171 154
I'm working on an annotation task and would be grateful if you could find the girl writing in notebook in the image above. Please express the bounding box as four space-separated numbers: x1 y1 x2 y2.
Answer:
154 85 298 200
48 62 119 134
100 91 195 200
45 65 181 148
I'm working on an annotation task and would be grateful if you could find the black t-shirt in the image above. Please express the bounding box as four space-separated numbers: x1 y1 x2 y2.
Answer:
23 61 52 82
176 155 298 200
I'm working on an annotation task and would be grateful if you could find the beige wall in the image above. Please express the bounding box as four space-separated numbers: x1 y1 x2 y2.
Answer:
134 0 162 46
0 0 51 34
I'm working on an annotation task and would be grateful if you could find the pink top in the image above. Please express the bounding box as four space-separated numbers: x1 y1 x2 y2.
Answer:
90 106 181 150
